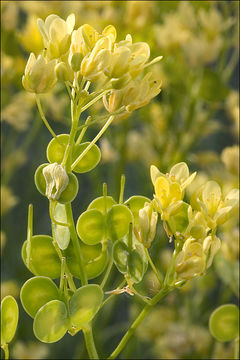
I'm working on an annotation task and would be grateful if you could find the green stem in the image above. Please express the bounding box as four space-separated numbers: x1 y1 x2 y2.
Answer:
75 116 92 145
59 257 66 296
107 287 171 359
83 325 99 360
144 247 163 286
65 203 88 286
234 336 239 360
35 94 58 140
81 90 110 113
71 115 115 171
100 258 113 289
26 204 33 268
2 344 9 360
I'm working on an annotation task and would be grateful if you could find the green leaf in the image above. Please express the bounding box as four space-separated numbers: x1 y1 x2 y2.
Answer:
46 134 69 164
128 250 145 283
1 296 19 346
66 241 108 280
124 196 151 228
72 142 101 173
107 204 133 241
22 235 61 279
53 203 70 250
69 285 103 327
33 300 68 343
198 69 229 102
20 276 60 318
113 240 129 274
209 304 239 342
76 209 105 245
88 196 116 214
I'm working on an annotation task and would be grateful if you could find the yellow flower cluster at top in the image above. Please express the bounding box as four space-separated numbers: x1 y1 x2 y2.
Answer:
22 13 162 117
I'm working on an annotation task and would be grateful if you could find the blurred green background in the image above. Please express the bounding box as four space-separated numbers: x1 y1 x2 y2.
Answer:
1 1 239 359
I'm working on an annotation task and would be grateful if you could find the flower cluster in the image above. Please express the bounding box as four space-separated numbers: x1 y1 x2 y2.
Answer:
22 13 162 117
148 162 239 280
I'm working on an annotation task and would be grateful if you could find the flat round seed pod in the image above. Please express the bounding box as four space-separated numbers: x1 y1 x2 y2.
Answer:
128 249 145 283
20 276 60 318
76 209 105 245
124 196 151 228
107 204 133 241
88 196 116 214
209 304 239 342
52 203 70 250
65 241 108 280
46 134 69 164
1 296 19 346
112 240 129 274
22 235 61 279
33 300 68 343
72 142 101 173
69 285 103 327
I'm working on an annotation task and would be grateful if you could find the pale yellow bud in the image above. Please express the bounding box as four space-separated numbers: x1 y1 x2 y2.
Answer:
43 163 69 201
55 61 72 82
139 202 158 247
22 53 57 93
175 238 206 279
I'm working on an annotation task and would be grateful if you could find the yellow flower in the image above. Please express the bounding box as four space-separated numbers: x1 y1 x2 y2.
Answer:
18 15 44 54
175 238 206 279
151 162 196 220
80 37 112 80
123 73 161 112
37 14 75 59
22 53 57 93
192 181 239 229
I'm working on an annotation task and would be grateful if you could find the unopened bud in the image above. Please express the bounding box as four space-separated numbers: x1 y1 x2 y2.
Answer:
139 202 158 247
70 52 83 72
55 62 71 82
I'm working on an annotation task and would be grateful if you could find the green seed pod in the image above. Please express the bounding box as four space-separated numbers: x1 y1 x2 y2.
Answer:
34 163 79 203
112 240 129 274
52 203 70 250
128 249 145 283
72 142 101 174
76 209 105 245
47 134 69 164
20 276 60 318
1 296 19 346
22 235 61 279
33 300 68 343
209 304 239 342
107 204 133 241
124 196 151 228
69 285 103 327
88 196 116 214
65 241 108 280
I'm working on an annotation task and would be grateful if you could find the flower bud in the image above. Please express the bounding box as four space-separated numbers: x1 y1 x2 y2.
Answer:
55 61 72 82
43 163 69 201
139 202 158 247
22 53 57 93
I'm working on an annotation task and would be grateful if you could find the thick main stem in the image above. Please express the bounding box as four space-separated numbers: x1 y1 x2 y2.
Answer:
83 325 99 359
107 287 171 359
